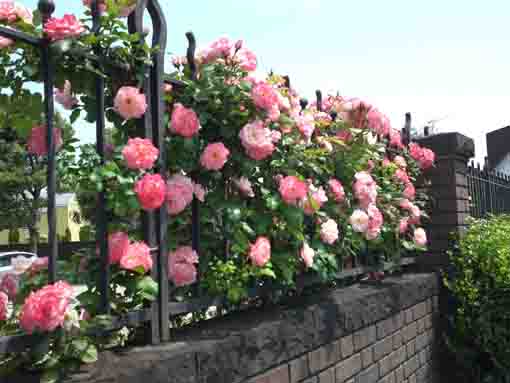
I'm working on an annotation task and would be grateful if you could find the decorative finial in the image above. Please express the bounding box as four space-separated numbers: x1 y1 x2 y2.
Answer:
283 75 290 89
185 31 197 81
330 111 337 121
38 0 55 24
299 98 308 111
315 90 322 112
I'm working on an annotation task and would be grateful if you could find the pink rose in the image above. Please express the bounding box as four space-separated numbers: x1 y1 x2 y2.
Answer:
367 109 390 137
27 257 49 277
0 36 13 48
168 246 199 287
394 155 407 168
251 82 279 111
328 179 345 203
420 148 435 170
413 228 427 246
382 157 392 167
193 182 206 202
320 219 339 244
200 142 230 171
0 292 7 321
0 273 18 299
203 37 233 62
122 137 159 170
0 1 16 22
403 182 416 200
134 173 166 211
108 231 129 264
353 172 378 209
43 14 85 41
27 125 63 156
114 86 147 120
170 103 201 138
235 177 255 198
365 204 383 240
337 129 353 142
237 48 257 72
279 176 308 205
394 169 410 184
297 113 315 139
300 242 315 268
54 80 78 110
120 241 153 272
399 198 413 210
302 186 328 215
166 174 194 215
248 237 271 267
349 209 370 233
271 130 282 143
399 217 409 234
19 281 74 333
239 120 275 160
389 129 403 148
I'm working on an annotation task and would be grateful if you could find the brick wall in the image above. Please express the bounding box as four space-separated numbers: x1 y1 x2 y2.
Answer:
19 273 437 383
247 296 438 383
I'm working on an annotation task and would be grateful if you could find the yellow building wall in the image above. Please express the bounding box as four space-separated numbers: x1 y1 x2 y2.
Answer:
0 195 84 245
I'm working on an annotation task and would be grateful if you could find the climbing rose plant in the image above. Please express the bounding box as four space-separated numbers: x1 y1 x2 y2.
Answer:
0 0 434 380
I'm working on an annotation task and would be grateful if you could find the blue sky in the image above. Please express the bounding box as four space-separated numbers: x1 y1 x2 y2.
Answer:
25 0 510 163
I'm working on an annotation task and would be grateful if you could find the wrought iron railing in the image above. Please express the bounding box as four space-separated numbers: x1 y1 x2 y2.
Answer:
0 0 417 355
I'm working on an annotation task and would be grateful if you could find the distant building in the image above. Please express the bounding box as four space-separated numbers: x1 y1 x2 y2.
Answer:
0 193 85 245
487 126 510 175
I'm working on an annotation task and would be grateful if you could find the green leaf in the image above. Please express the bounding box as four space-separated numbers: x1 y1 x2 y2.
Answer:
41 369 59 383
81 344 98 364
136 276 158 300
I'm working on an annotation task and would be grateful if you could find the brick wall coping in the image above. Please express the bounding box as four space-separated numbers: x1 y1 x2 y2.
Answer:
10 273 439 383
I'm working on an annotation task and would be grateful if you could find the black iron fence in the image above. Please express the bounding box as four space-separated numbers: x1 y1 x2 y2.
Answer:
467 161 510 218
0 0 418 355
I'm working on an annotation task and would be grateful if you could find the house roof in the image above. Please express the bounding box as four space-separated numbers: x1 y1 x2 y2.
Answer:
487 126 510 169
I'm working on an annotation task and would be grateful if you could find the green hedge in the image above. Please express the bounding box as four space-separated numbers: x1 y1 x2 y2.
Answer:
445 215 510 382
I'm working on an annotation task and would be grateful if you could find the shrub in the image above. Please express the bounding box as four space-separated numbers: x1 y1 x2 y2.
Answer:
445 215 510 381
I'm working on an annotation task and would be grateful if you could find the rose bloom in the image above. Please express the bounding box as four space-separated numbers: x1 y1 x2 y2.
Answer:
168 246 199 287
239 120 275 160
251 81 280 111
19 281 74 333
297 113 315 139
0 36 13 48
399 217 409 234
120 241 153 272
122 137 159 170
166 174 194 215
27 125 63 156
420 148 435 170
320 219 339 244
403 182 416 200
27 257 48 277
389 129 403 148
413 228 427 246
202 36 233 62
328 179 345 202
0 1 16 22
248 237 271 267
237 48 257 72
367 108 390 137
193 182 206 202
365 204 383 240
108 231 129 264
394 169 410 184
349 209 370 233
114 86 147 120
0 273 18 299
235 177 255 198
134 173 166 211
44 14 85 41
10 255 35 275
302 186 328 215
353 172 377 209
200 142 230 171
337 129 353 143
394 155 407 169
382 157 392 167
300 242 315 269
54 80 78 110
279 176 308 205
0 292 7 321
170 103 201 138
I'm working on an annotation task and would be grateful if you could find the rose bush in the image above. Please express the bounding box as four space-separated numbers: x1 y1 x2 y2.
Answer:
0 1 434 379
